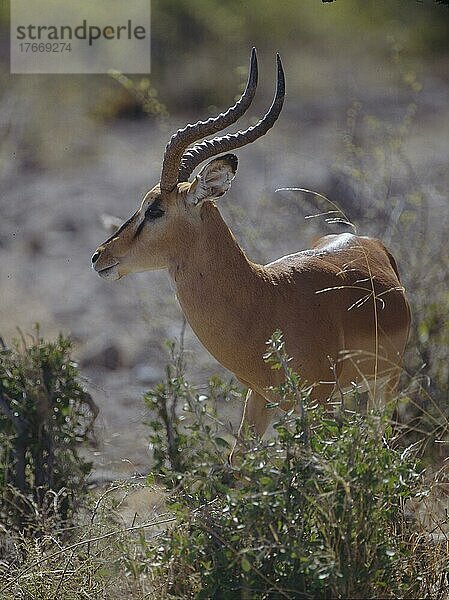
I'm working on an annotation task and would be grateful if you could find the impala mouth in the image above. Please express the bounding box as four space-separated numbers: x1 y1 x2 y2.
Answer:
95 262 120 280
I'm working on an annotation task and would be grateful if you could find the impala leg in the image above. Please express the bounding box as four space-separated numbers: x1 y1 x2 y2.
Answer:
229 389 273 466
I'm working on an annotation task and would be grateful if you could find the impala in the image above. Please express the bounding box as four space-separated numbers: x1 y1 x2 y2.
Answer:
92 49 410 461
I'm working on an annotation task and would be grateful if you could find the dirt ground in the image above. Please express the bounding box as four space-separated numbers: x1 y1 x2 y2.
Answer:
1 53 448 482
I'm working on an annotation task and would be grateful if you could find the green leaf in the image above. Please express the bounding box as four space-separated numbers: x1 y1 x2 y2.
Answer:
215 436 230 449
241 557 251 572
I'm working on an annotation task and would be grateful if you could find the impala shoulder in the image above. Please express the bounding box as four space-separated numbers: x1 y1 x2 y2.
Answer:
312 232 397 258
311 232 359 251
265 233 357 270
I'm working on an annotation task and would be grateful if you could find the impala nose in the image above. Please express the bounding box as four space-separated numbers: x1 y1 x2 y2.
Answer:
91 250 101 264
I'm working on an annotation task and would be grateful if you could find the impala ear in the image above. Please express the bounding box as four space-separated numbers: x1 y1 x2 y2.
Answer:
186 154 238 206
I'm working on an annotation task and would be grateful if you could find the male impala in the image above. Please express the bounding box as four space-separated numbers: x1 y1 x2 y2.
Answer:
92 49 410 460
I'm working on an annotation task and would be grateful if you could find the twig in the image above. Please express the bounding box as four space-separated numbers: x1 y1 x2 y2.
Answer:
52 549 75 599
0 515 176 593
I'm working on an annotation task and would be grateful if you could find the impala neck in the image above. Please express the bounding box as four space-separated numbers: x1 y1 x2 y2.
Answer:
168 202 262 372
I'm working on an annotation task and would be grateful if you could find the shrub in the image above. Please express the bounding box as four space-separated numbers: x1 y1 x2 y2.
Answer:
0 478 170 599
0 329 97 538
145 334 430 599
145 339 238 486
1 335 447 598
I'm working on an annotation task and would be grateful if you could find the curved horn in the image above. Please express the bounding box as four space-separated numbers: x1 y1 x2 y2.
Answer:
178 54 285 184
159 48 259 192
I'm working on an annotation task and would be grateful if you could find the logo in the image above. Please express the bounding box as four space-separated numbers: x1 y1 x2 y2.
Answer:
11 0 151 74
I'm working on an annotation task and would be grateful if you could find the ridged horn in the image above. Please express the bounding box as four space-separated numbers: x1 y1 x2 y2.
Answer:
159 48 258 192
177 53 285 183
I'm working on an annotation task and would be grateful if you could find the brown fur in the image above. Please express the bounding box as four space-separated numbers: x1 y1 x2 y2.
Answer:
93 159 410 462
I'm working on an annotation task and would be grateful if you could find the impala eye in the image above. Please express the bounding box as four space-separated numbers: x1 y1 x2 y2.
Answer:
145 198 164 221
146 207 165 220
134 202 165 237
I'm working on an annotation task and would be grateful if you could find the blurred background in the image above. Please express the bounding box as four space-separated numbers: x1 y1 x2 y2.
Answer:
0 0 448 480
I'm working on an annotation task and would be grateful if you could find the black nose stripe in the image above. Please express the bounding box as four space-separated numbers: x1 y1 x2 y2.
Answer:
91 250 101 264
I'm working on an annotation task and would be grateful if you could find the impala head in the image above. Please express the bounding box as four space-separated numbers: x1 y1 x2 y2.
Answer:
92 48 285 280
